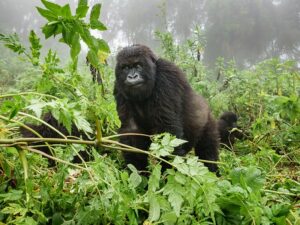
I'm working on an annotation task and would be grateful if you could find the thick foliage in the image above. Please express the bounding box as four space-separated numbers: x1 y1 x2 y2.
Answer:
0 4 299 225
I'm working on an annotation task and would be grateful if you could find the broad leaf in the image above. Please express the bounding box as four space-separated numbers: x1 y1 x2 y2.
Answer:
76 0 89 18
148 195 160 221
41 0 61 14
90 4 101 23
91 20 107 31
60 4 72 19
42 24 58 39
36 7 57 21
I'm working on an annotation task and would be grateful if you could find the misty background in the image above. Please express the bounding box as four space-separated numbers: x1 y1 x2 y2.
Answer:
0 0 299 67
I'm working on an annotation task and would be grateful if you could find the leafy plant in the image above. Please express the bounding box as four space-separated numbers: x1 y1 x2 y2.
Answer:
37 0 110 70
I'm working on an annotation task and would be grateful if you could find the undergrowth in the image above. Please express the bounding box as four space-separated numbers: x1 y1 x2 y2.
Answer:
0 1 299 224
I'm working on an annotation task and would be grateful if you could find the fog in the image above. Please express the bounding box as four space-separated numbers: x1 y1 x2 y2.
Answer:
0 0 299 67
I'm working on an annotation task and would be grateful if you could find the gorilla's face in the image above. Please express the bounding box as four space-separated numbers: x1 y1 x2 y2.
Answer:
115 45 157 101
220 112 238 128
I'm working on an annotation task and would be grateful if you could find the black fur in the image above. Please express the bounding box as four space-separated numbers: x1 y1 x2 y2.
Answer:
114 45 219 172
218 111 244 149
20 113 91 166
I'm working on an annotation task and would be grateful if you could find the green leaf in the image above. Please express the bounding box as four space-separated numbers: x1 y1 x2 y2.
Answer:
0 190 23 201
129 171 142 189
62 27 73 45
161 212 178 224
90 20 107 31
0 33 26 55
42 24 58 39
230 167 265 191
89 3 107 31
52 212 64 225
90 4 101 23
168 192 183 217
161 133 171 146
41 0 61 14
70 33 81 61
60 4 72 18
271 204 291 217
73 111 93 134
29 30 42 65
87 50 99 67
96 38 110 53
1 203 27 216
36 7 57 21
169 138 187 147
76 0 89 18
148 165 161 192
148 195 160 222
26 99 47 118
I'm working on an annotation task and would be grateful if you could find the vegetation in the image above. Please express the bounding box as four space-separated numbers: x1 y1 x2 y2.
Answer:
0 1 299 224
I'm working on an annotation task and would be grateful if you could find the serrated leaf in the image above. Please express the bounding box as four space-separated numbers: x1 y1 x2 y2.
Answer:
161 133 171 146
148 165 161 192
0 33 26 54
230 167 265 191
169 138 187 147
26 100 47 118
168 192 183 217
148 195 160 221
129 171 142 188
29 30 42 65
1 203 27 215
150 143 160 151
76 0 89 18
73 112 92 134
0 190 23 201
174 172 186 185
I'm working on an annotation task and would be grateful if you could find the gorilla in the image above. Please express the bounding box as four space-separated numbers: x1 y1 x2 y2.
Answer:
217 111 245 149
20 113 91 166
114 44 219 172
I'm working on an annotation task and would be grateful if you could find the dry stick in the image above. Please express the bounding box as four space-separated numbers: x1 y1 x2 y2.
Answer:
263 189 298 197
23 146 86 170
0 115 53 153
0 137 95 145
104 133 152 139
0 92 59 100
0 137 223 165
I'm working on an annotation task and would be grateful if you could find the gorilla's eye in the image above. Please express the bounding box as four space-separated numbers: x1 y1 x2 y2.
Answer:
122 65 130 71
134 63 142 70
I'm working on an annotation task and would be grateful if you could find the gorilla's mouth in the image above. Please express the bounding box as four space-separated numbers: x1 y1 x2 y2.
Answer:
125 81 144 88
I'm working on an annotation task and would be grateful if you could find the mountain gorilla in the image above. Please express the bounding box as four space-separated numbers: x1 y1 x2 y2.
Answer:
218 112 244 149
114 45 219 172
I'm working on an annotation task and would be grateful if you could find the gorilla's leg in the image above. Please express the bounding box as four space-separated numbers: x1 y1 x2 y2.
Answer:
194 122 219 172
120 135 151 171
